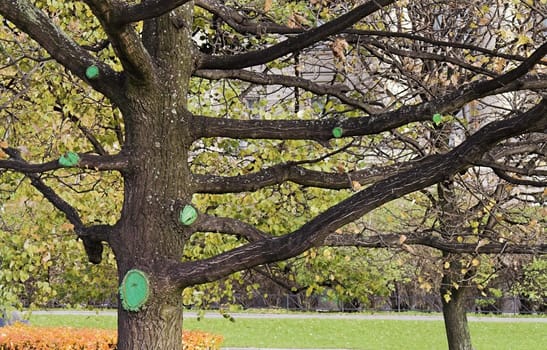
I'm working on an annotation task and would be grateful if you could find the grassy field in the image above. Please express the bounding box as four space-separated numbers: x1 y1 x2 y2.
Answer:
28 312 546 349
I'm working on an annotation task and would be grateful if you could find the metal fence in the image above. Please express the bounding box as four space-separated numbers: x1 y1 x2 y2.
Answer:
230 292 546 315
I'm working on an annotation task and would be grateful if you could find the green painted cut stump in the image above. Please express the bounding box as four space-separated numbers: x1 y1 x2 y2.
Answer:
120 269 150 312
332 127 344 138
85 65 100 80
58 151 80 167
432 113 442 125
179 204 198 226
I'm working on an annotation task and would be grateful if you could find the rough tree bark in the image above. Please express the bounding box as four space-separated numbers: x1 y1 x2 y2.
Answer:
104 4 197 349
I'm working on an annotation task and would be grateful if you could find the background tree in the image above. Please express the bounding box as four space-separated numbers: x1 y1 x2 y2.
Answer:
0 1 546 349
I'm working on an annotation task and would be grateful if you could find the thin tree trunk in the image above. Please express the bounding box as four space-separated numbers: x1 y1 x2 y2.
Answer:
441 273 474 350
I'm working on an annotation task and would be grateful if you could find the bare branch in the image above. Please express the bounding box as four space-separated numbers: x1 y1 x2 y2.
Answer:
345 30 544 65
194 69 375 112
363 38 497 77
197 0 396 69
324 233 547 255
53 106 108 156
491 168 547 187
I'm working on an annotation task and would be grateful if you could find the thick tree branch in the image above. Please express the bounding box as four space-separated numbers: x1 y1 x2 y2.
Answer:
0 150 128 173
191 42 547 140
192 1 546 71
83 0 156 83
479 136 547 186
197 0 395 69
191 77 546 142
0 0 124 103
169 100 547 287
110 0 193 25
477 159 547 178
192 214 269 242
489 139 547 159
490 167 547 187
194 1 545 72
324 233 546 255
193 160 410 194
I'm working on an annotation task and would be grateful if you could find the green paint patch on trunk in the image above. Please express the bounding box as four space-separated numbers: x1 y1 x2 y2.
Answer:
119 269 150 312
179 205 198 226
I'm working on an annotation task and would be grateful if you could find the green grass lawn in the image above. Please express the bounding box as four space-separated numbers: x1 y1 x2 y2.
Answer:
28 313 546 349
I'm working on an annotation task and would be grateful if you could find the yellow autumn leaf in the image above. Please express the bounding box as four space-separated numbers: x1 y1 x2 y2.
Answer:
420 281 432 292
471 258 480 267
443 293 451 303
315 274 321 282
457 236 464 243
443 261 450 269
516 34 533 47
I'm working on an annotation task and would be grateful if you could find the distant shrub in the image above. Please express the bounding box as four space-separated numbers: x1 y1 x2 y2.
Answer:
0 323 223 349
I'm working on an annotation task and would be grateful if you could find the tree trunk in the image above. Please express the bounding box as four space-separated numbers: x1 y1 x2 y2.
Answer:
117 293 184 349
107 5 195 349
111 105 190 350
441 274 474 350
